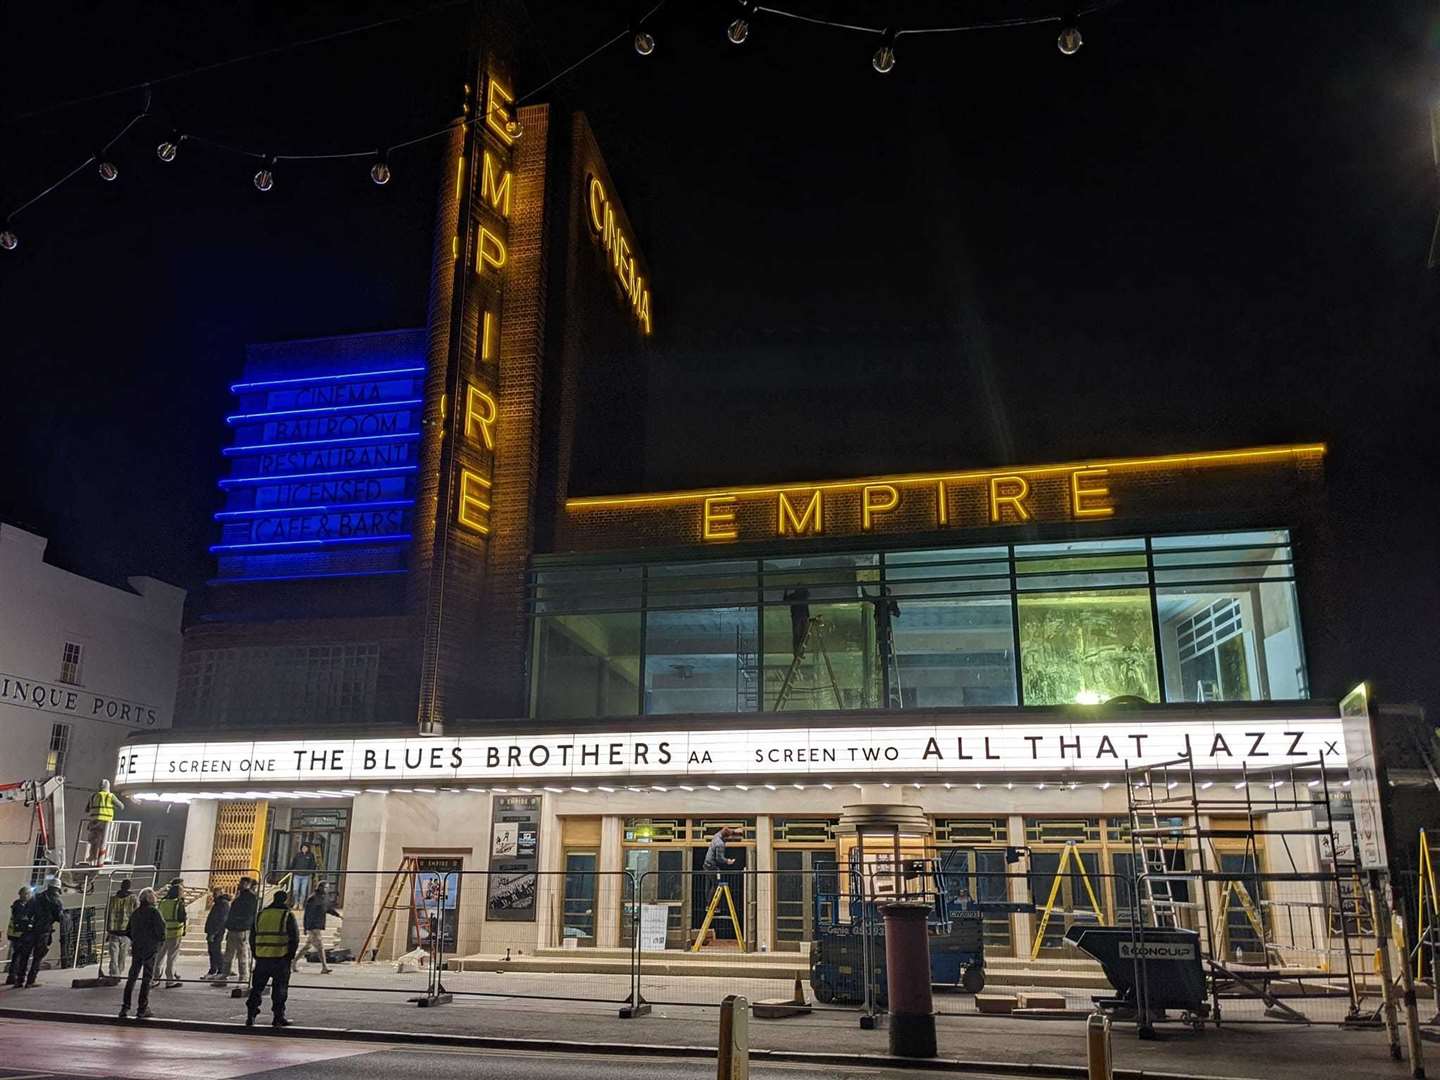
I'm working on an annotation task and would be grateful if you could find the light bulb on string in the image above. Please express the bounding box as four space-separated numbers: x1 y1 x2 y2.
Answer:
0 230 17 252
97 158 119 182
872 28 897 74
505 114 523 140
633 28 655 56
728 1 754 44
1057 20 1082 54
254 158 275 192
370 156 391 186
156 133 183 163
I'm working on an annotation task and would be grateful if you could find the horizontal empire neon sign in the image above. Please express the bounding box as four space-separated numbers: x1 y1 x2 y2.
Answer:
114 716 1346 787
565 443 1326 542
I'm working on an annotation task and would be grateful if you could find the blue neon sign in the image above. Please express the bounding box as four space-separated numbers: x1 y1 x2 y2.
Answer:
214 333 427 583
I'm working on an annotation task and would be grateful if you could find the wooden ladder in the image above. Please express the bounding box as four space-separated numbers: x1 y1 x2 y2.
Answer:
358 855 421 962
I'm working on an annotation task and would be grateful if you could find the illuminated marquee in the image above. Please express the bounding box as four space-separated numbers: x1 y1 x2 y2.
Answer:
567 444 1327 544
114 715 1346 788
586 175 653 334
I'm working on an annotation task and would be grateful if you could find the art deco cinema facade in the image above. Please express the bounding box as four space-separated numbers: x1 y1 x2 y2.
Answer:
112 8 1351 965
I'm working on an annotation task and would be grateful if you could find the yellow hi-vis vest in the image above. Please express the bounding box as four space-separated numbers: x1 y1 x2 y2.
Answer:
90 790 116 823
107 893 135 933
156 897 185 940
254 907 290 959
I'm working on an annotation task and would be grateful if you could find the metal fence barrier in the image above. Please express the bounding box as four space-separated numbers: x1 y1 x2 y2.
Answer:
0 858 1396 1028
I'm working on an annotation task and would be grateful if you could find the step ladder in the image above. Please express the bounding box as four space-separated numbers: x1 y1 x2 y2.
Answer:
773 616 842 710
358 856 422 962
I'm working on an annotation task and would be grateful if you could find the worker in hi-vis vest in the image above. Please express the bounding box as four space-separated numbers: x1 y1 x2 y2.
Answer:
246 889 299 1028
155 879 187 988
105 879 138 977
84 780 124 864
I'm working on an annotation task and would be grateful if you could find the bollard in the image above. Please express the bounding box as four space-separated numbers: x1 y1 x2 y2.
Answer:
882 901 937 1058
717 994 750 1080
1086 1012 1113 1080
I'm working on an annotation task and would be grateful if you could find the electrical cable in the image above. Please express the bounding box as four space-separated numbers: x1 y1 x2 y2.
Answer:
3 1 470 126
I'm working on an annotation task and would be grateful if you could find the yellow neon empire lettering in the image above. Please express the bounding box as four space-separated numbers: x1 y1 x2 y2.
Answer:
861 484 900 530
481 151 512 217
587 176 607 233
1070 467 1115 518
485 78 517 145
702 496 738 541
477 227 507 273
465 385 498 450
989 475 1031 523
936 480 949 526
777 490 823 536
454 155 464 200
457 470 492 534
564 444 1325 510
482 311 497 362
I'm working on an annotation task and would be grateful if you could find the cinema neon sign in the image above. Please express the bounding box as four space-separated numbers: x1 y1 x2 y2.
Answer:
566 444 1326 543
587 175 653 335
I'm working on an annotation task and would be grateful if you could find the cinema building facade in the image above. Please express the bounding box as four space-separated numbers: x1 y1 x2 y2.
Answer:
110 23 1354 967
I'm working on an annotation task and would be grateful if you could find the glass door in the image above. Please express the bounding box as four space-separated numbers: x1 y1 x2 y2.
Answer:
562 853 597 946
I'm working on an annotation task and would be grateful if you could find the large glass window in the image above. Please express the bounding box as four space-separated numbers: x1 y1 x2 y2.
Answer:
531 613 641 720
528 529 1306 716
1018 589 1159 705
645 607 758 714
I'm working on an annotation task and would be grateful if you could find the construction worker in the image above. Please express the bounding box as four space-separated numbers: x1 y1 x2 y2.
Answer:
217 876 258 984
246 889 298 1028
13 879 63 988
295 882 340 974
5 885 32 985
155 878 187 988
203 887 230 979
105 879 138 977
118 887 165 1020
84 780 124 864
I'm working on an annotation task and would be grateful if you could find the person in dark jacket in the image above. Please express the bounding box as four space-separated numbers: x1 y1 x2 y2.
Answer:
294 883 341 973
5 885 32 985
14 880 63 988
218 876 259 984
119 888 166 1019
203 888 231 979
246 890 299 1028
287 845 317 908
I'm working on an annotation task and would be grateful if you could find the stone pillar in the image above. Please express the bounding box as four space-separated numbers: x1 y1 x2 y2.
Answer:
755 814 774 952
339 793 390 955
1007 814 1031 959
596 814 623 948
179 799 217 890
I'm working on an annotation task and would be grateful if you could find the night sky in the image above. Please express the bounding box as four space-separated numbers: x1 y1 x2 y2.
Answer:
1 2 1436 716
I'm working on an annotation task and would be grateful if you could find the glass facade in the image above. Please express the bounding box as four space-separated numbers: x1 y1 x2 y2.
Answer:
528 530 1307 719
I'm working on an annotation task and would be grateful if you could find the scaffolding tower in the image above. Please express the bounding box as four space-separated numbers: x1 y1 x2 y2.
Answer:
1125 753 1361 1029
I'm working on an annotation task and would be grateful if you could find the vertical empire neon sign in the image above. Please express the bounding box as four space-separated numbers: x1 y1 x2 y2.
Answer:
453 77 517 538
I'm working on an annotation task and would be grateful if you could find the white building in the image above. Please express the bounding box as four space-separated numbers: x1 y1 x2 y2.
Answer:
0 525 186 900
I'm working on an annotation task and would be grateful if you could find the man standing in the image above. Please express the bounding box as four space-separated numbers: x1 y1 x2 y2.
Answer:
704 827 739 879
288 844 317 907
219 876 258 985
295 883 340 974
83 780 124 865
105 879 138 978
4 885 32 985
203 887 230 979
155 878 187 987
247 889 298 1028
118 887 165 1020
15 879 63 988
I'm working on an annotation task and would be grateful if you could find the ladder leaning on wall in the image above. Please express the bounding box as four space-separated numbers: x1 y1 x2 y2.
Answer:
359 855 422 962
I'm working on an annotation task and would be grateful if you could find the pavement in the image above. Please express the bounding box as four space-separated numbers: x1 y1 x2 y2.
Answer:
0 953 1424 1080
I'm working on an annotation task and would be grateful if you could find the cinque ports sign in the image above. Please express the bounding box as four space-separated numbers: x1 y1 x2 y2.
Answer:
114 717 1344 787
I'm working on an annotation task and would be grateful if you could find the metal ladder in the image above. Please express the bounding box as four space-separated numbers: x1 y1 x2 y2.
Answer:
1134 809 1182 929
773 617 842 710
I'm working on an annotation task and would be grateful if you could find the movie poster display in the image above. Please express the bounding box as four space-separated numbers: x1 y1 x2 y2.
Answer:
487 794 540 921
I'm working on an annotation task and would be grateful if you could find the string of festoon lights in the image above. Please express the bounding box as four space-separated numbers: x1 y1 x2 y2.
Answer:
1 0 1120 253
